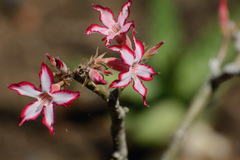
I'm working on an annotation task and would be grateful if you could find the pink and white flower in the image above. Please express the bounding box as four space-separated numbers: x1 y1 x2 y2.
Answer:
109 33 159 107
86 0 134 46
8 63 80 134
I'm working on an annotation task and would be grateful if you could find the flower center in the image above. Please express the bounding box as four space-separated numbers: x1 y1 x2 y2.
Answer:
38 92 53 110
109 23 121 35
131 64 138 79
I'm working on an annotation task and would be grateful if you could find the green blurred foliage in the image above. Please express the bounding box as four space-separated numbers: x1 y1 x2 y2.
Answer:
173 23 221 100
124 0 240 147
126 99 185 147
148 0 182 74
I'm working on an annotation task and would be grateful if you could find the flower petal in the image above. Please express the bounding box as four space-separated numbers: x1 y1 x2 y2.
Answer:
132 77 149 107
40 63 54 93
136 64 158 81
117 0 132 27
105 34 118 46
105 58 130 72
125 34 132 49
51 90 80 107
109 70 132 88
19 100 43 126
93 4 116 28
42 103 55 135
119 21 134 35
133 32 144 63
144 41 165 58
109 45 135 66
86 24 109 36
8 81 41 99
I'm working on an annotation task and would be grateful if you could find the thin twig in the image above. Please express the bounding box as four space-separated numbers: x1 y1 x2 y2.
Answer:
72 68 110 101
161 82 212 160
161 34 231 160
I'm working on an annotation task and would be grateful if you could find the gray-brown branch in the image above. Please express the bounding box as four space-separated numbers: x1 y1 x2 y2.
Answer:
161 34 233 160
72 68 128 160
108 88 128 160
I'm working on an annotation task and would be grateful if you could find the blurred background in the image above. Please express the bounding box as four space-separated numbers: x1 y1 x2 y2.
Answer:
1 0 240 159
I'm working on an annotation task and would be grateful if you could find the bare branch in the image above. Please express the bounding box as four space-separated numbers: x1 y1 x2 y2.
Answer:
108 88 128 160
161 34 233 160
72 67 128 160
72 68 110 101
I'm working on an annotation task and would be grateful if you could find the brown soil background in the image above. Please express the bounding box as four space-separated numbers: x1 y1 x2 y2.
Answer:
1 0 240 160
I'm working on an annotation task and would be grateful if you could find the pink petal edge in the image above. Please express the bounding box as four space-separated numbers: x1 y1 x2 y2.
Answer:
86 24 109 36
109 70 132 89
117 0 132 27
42 104 55 135
51 90 81 107
136 64 158 81
132 78 149 107
19 100 43 126
119 21 134 34
8 81 41 98
92 4 116 28
39 62 54 93
132 31 144 62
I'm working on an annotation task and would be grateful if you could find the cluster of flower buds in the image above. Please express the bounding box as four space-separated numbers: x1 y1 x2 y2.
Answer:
81 49 113 85
86 0 165 107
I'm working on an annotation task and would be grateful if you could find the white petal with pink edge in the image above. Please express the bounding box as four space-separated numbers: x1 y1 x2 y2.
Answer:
40 63 54 93
109 45 121 52
19 100 43 126
8 81 41 99
119 21 134 34
93 5 116 28
51 90 80 107
86 24 109 35
109 70 132 88
117 0 132 27
132 77 149 107
136 64 156 81
132 32 144 63
118 46 135 66
42 103 55 135
106 34 119 44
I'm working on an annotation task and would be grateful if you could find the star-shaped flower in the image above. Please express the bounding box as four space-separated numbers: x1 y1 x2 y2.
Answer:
86 0 134 46
8 63 80 134
109 33 159 107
